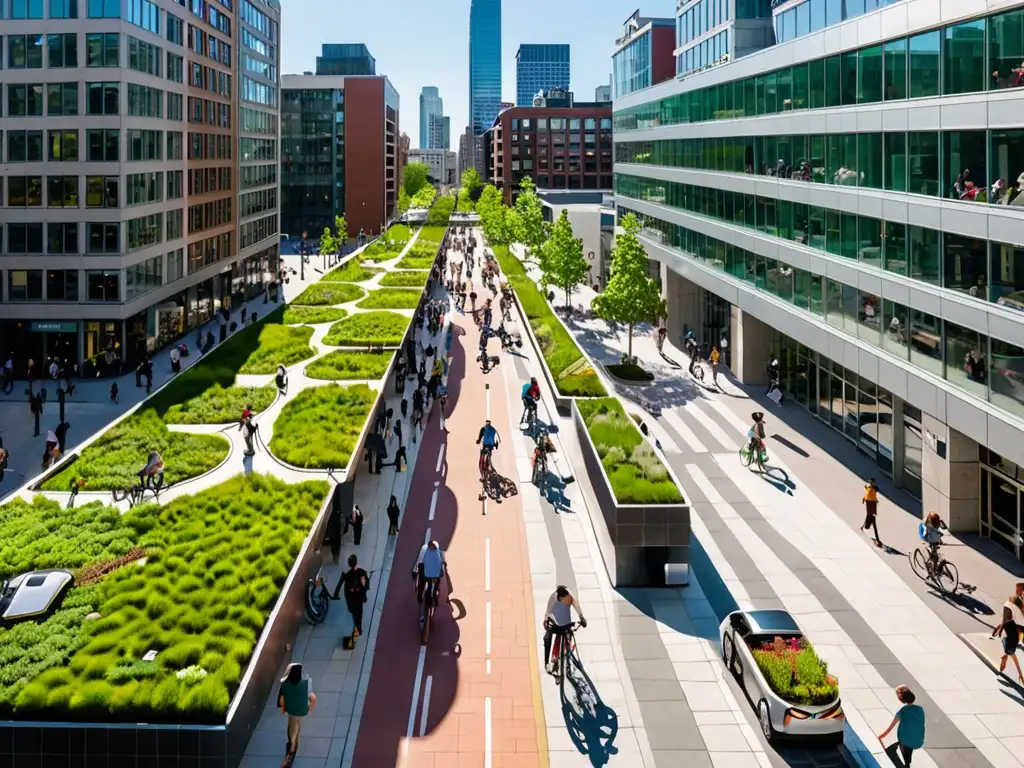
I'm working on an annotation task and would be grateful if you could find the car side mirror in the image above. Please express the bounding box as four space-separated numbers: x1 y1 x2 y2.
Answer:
729 613 744 629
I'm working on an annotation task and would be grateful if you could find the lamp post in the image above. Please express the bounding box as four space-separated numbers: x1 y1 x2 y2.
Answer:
300 231 308 281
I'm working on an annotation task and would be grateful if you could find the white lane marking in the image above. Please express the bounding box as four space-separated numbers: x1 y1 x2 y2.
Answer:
435 444 445 472
484 697 493 768
424 527 431 545
418 675 433 737
405 646 427 739
486 658 492 675
688 399 739 451
485 382 491 418
485 601 492 656
428 488 438 521
484 538 491 592
661 409 706 454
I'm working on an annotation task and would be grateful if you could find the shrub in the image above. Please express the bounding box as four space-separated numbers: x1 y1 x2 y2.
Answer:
305 351 393 381
270 384 377 469
417 225 448 245
395 255 436 270
378 270 429 288
322 312 409 346
282 306 347 325
162 383 276 425
356 289 421 310
751 637 839 706
42 409 228 491
576 398 682 504
322 260 381 283
237 325 315 374
292 283 364 306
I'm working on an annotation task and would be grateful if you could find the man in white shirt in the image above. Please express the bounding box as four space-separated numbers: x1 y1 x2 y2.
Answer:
543 585 586 673
412 540 448 622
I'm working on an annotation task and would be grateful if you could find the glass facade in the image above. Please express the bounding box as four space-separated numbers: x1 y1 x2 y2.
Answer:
315 43 375 76
614 31 652 97
469 0 501 135
281 87 344 238
515 44 570 107
774 0 906 44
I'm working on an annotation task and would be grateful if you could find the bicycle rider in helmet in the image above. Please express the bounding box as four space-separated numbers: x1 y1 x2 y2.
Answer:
521 377 540 424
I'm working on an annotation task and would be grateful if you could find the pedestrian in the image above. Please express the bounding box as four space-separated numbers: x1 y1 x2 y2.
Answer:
2 354 13 394
438 385 448 432
349 505 364 546
332 554 369 638
110 382 119 404
384 407 393 440
862 478 882 547
275 364 288 395
393 418 403 448
135 359 145 388
878 686 925 767
54 420 70 453
327 505 342 565
277 662 316 760
169 345 181 374
991 595 1024 684
387 495 400 535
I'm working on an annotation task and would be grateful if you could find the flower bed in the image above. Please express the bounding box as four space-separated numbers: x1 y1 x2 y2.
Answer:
750 637 839 706
322 311 409 346
282 306 347 325
0 476 328 722
322 260 381 283
576 398 682 504
291 282 365 306
356 289 421 310
379 270 430 288
163 384 276 425
395 254 436 270
492 248 605 397
305 351 393 381
237 324 316 374
269 384 377 469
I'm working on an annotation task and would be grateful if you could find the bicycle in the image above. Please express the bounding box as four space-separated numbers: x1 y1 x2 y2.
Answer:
532 449 548 494
419 577 441 645
739 439 767 472
549 621 595 717
478 445 495 482
305 567 330 624
910 544 959 594
111 473 164 507
521 401 538 433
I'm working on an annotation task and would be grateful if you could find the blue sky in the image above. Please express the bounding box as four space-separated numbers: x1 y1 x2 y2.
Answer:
281 0 652 145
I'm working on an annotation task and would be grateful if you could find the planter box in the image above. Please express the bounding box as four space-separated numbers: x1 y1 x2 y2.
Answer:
506 289 574 415
571 400 690 587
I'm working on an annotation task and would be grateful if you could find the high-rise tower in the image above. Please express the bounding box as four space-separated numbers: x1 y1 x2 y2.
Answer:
468 0 502 136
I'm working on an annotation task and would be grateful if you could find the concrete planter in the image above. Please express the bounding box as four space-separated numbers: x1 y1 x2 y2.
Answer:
571 400 690 587
505 289 574 415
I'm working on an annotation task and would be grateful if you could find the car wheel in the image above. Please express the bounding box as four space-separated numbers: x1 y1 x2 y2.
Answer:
721 634 732 667
758 699 776 743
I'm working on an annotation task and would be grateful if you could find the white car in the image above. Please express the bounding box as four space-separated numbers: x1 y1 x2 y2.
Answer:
720 609 844 743
0 569 74 626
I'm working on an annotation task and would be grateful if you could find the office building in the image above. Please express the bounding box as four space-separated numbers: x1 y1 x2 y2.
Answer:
674 0 775 78
419 86 444 149
595 80 612 103
612 9 675 98
427 112 451 150
409 149 458 186
614 0 1024 557
0 0 281 371
469 0 502 135
458 125 486 179
315 43 376 76
515 44 570 106
486 90 612 204
282 73 400 240
537 190 617 288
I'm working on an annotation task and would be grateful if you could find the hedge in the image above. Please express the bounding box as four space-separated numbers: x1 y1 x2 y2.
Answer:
305 351 393 381
356 289 421 310
269 384 377 469
322 312 409 347
291 283 365 306
281 306 347 325
322 260 381 283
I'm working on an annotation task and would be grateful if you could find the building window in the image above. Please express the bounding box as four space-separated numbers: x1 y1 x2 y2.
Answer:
167 52 184 83
8 224 44 254
86 33 119 67
46 83 79 116
8 176 43 207
46 270 79 301
128 36 162 77
908 31 940 99
126 0 161 34
125 255 163 300
86 81 120 114
128 129 162 161
126 212 163 249
11 0 44 18
47 33 78 67
127 83 162 117
87 0 119 17
7 270 43 301
47 223 79 254
7 130 43 162
47 175 79 207
942 19 986 96
8 36 43 70
7 84 43 117
48 130 78 162
86 129 119 161
87 222 120 253
85 175 119 208
50 0 78 17
86 270 120 302
127 171 163 205
167 13 184 45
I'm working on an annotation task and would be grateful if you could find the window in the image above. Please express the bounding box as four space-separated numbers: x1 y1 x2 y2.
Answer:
167 131 183 160
883 38 907 101
46 270 79 302
7 130 43 162
86 33 119 67
125 255 163 300
884 221 906 276
128 37 162 77
47 175 79 207
945 322 988 397
167 208 183 240
8 176 43 206
127 171 163 205
11 0 44 18
858 133 883 189
990 338 1024 417
86 82 120 115
825 0 841 26
87 0 119 16
47 223 79 254
991 240 1024 308
909 225 941 285
167 91 183 120
126 212 163 249
908 31 940 98
840 50 858 106
809 58 826 109
87 222 119 253
50 0 78 17
8 35 44 69
47 33 78 68
47 83 79 116
127 83 162 117
884 132 907 192
127 0 161 34
167 170 183 199
943 232 987 298
48 130 78 161
167 13 184 45
858 45 882 104
86 129 119 161
86 270 120 302
943 130 987 201
167 249 184 283
167 52 184 83
989 8 1024 91
942 19 986 96
7 271 43 301
8 225 43 254
908 131 939 196
909 310 942 375
128 129 162 161
85 175 119 208
7 84 44 117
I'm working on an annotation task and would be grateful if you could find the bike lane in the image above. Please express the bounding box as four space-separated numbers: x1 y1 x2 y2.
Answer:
352 307 547 768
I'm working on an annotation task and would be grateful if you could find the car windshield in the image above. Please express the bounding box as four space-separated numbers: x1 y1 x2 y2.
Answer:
747 610 801 634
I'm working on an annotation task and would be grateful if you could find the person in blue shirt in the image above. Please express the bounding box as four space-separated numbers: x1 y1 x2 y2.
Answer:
521 377 541 423
477 420 500 451
412 540 448 624
878 685 925 767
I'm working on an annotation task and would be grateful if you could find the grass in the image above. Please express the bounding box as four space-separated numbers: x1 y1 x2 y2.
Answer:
282 306 347 325
417 225 448 245
384 223 412 242
2 476 328 722
606 363 655 382
576 399 683 505
291 283 365 306
322 260 381 283
305 351 393 381
356 289 422 310
163 384 276 425
395 255 436 270
751 637 839 706
41 410 229 491
237 324 316 374
323 312 409 346
270 384 377 469
379 270 430 288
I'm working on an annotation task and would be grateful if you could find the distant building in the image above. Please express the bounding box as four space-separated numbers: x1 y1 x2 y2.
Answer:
595 80 612 102
398 133 411 197
515 44 570 106
428 114 451 150
410 149 458 187
612 10 674 98
316 43 376 75
458 126 486 180
419 87 446 149
469 0 502 135
282 74 400 239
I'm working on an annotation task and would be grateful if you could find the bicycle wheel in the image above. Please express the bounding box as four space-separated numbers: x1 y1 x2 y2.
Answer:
909 548 930 581
569 650 597 718
937 560 959 594
739 447 753 468
695 365 705 382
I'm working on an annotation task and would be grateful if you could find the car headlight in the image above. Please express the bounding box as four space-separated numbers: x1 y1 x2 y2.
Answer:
783 702 844 727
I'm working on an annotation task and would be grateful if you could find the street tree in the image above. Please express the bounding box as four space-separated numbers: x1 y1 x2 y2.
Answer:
541 210 588 309
477 185 511 246
402 162 430 197
334 215 348 248
592 213 665 363
319 227 338 260
461 168 483 194
513 177 547 264
397 187 411 213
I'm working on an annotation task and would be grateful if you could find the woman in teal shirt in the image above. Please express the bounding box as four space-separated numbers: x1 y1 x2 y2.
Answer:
878 685 925 766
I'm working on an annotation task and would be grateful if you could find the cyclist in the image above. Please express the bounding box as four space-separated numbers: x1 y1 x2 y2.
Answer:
412 540 448 625
477 419 500 480
684 331 700 376
138 450 164 489
521 377 541 424
655 326 667 354
543 585 587 674
922 511 946 567
746 412 766 460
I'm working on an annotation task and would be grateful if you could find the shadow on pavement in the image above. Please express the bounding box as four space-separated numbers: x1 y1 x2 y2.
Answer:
559 657 620 767
925 585 995 623
770 433 810 458
481 471 518 503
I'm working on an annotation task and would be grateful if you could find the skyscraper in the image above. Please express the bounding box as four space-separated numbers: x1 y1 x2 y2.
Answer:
515 44 570 106
469 0 502 135
419 87 443 149
316 43 376 75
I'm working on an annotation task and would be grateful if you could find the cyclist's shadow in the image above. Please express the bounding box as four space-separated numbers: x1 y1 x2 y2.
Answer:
481 471 518 503
559 660 620 766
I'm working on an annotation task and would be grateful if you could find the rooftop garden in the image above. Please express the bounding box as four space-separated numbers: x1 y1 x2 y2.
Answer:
576 398 683 505
356 289 422 310
750 636 839 706
322 311 410 347
395 254 437 270
322 259 381 283
291 282 365 306
0 475 328 723
305 351 393 381
281 306 347 325
269 384 377 470
378 270 430 288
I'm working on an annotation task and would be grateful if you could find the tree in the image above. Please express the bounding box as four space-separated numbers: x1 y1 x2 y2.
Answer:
513 177 547 264
477 185 511 246
541 210 588 309
461 168 483 194
592 213 665 363
397 187 411 213
456 187 475 213
319 227 338 260
334 214 348 247
410 184 437 209
402 162 430 197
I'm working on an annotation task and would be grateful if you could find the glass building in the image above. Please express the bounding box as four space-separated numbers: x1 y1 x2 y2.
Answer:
469 0 502 135
614 0 1024 559
613 10 677 98
515 44 570 106
281 87 344 239
316 43 376 76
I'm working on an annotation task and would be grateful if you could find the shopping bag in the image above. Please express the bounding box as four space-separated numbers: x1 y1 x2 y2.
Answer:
767 387 783 405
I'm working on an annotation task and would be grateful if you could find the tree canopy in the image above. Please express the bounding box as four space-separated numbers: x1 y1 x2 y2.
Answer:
513 177 547 263
540 210 588 309
476 185 512 246
410 184 437 209
460 168 483 193
402 162 431 197
318 215 348 256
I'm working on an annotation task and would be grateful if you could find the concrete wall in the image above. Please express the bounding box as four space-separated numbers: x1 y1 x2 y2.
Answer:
922 416 980 533
730 306 773 386
661 264 701 347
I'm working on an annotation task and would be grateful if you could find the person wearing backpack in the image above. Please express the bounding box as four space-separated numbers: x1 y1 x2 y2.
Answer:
277 662 316 759
332 554 369 637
